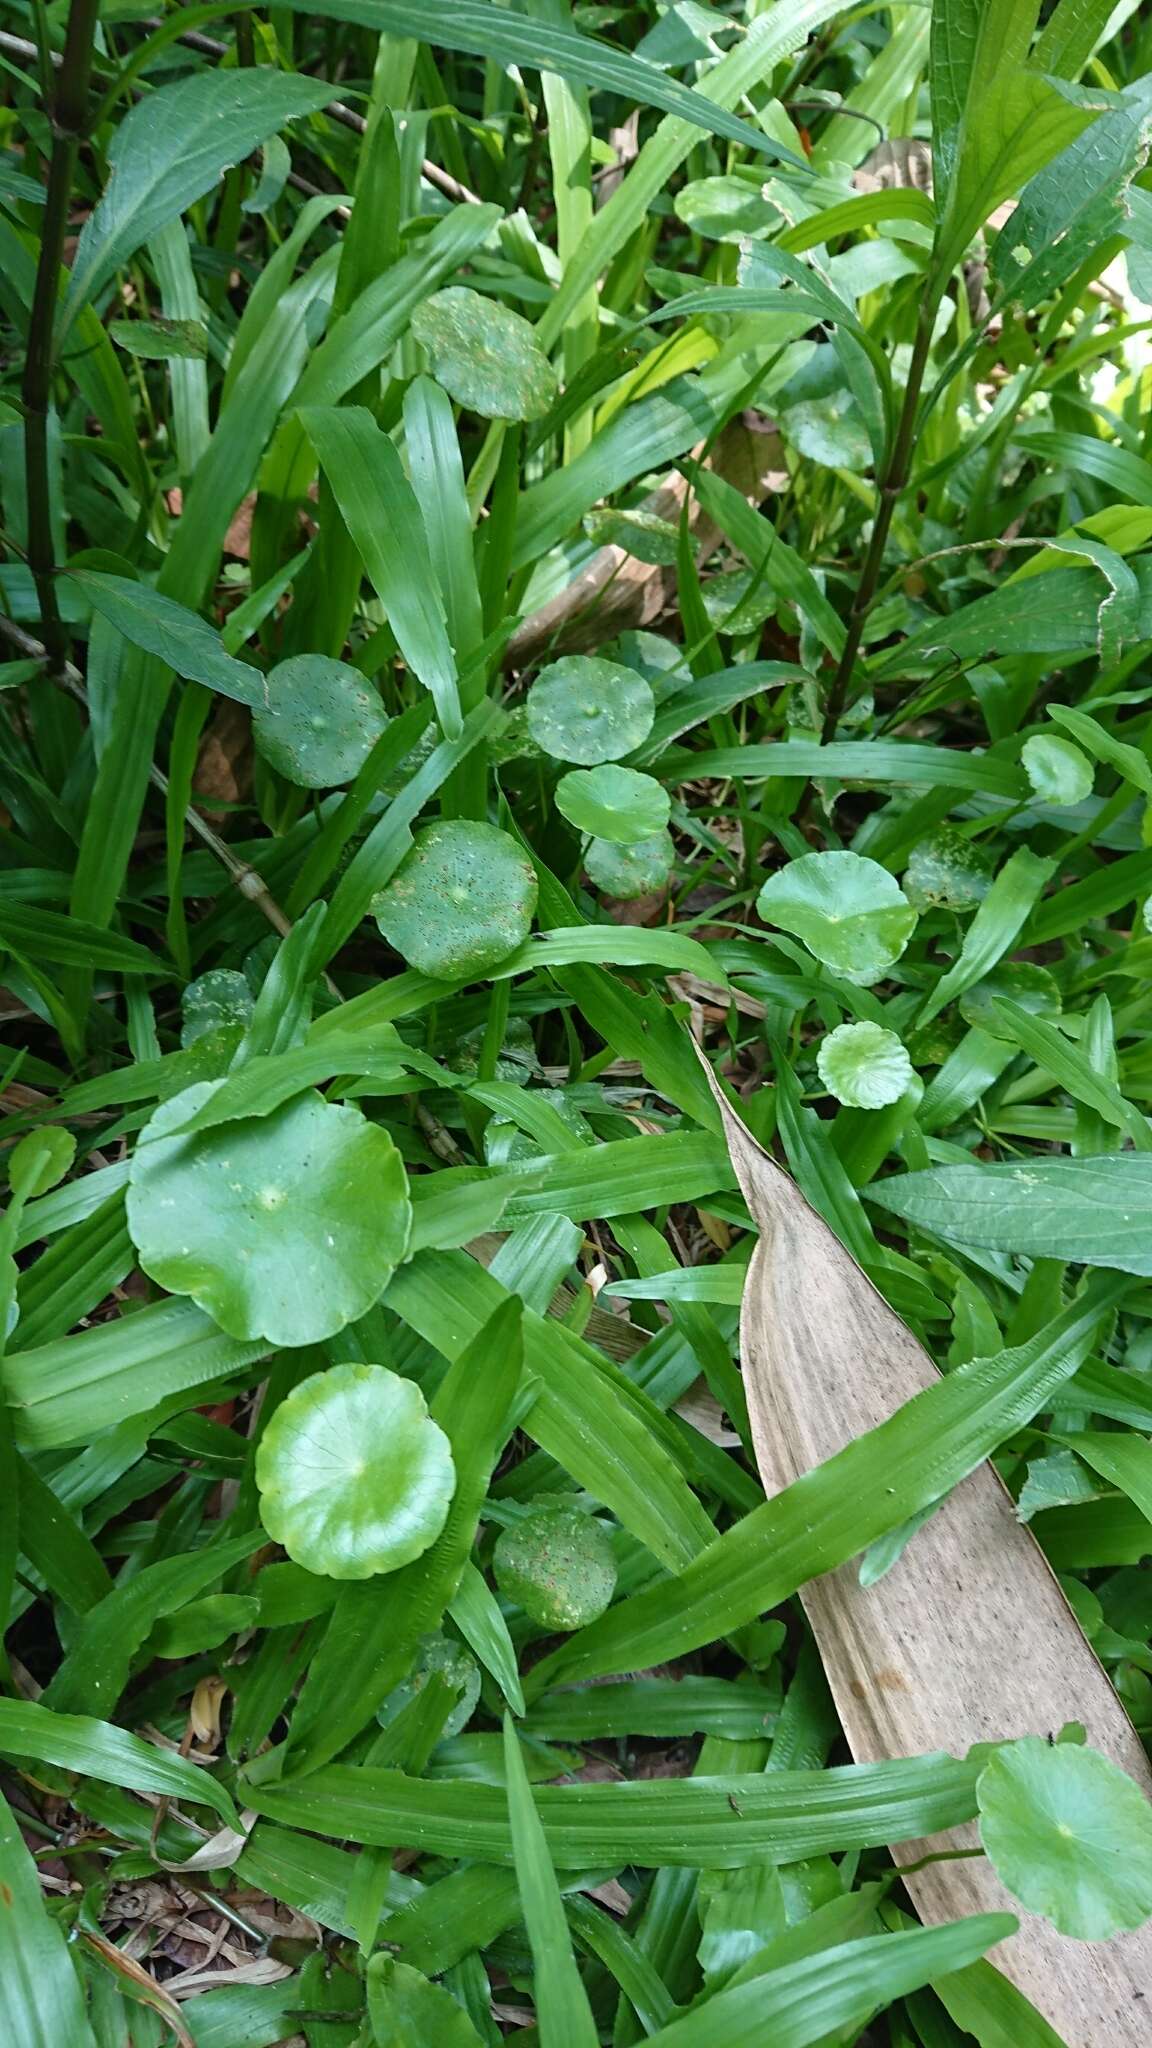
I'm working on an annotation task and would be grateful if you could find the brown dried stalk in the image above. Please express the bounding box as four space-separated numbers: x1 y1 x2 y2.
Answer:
708 1071 1152 2044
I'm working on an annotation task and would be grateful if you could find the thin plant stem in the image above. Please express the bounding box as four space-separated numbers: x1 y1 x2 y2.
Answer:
21 0 102 669
819 285 941 743
0 613 295 942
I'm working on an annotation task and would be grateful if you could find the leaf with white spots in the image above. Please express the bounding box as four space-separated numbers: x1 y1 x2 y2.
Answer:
411 286 558 421
373 820 537 981
527 656 654 765
586 831 675 898
252 655 388 788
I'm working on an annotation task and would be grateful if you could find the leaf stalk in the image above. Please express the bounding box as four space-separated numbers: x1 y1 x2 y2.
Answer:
819 281 942 742
21 0 102 668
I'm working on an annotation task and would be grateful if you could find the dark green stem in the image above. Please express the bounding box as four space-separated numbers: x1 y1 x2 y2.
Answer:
819 287 940 743
21 0 102 668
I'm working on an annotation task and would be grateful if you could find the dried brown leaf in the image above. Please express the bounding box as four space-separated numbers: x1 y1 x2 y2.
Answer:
705 1059 1152 2043
80 1931 196 2048
189 1676 227 1746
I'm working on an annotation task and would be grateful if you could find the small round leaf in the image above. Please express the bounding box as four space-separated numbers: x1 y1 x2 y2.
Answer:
411 286 558 422
959 962 1062 1039
127 1086 411 1345
527 656 654 766
9 1127 76 1201
377 1633 481 1740
493 1506 617 1631
781 390 870 470
373 820 537 981
586 831 675 898
555 765 671 844
674 175 775 243
977 1736 1152 1939
1023 733 1094 807
583 507 679 565
252 655 387 788
817 1022 914 1109
904 828 994 913
756 851 917 985
701 567 778 637
256 1363 454 1580
181 968 253 1048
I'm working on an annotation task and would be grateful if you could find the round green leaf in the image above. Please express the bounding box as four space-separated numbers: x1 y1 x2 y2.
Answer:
903 828 994 913
583 507 680 565
411 286 558 422
586 830 675 898
781 389 870 470
377 1633 481 1740
756 851 917 985
127 1086 411 1345
701 567 778 637
252 655 387 789
674 174 776 243
9 1127 76 1201
373 820 538 981
493 1506 617 1631
527 656 654 766
959 962 1062 1039
555 765 671 844
1023 733 1094 806
977 1736 1152 1939
816 1022 914 1109
255 1363 454 1580
181 968 253 1048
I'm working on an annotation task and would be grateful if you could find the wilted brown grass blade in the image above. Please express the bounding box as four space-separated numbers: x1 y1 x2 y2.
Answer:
707 1066 1152 2044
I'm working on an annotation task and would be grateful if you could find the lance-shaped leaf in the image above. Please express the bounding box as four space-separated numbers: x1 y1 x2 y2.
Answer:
937 73 1106 279
302 406 462 738
63 70 333 332
69 571 266 707
701 1062 1152 2040
290 0 800 162
870 1153 1152 1268
0 1789 95 2047
366 1957 485 2046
